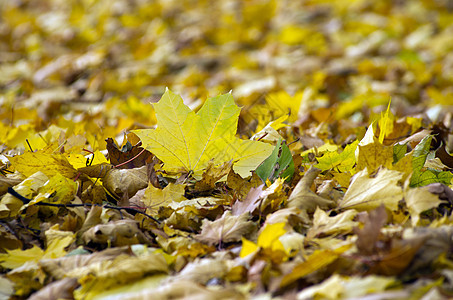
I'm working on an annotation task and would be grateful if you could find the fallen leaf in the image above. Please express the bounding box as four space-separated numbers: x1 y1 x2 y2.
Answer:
287 167 334 212
354 205 388 256
405 186 441 226
307 208 358 239
168 258 227 284
196 211 255 246
255 139 294 183
280 245 351 288
297 274 396 300
0 171 48 217
194 160 232 192
338 168 403 211
28 278 78 300
82 219 150 247
102 165 149 199
316 140 358 172
133 89 273 178
356 139 394 172
141 182 186 215
105 137 153 169
231 184 265 216
240 222 287 258
9 150 78 179
0 228 74 269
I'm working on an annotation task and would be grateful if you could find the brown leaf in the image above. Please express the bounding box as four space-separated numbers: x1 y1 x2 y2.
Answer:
226 169 263 200
28 278 78 300
231 184 265 216
106 137 153 169
168 258 227 284
367 235 426 276
354 205 388 256
195 211 255 246
194 160 232 192
82 219 150 247
40 247 131 280
102 165 149 199
427 183 453 203
138 280 245 300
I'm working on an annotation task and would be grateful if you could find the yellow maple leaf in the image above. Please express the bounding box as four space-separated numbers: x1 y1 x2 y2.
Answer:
133 89 273 178
0 229 74 269
142 183 186 215
9 150 78 179
240 222 286 258
280 244 352 288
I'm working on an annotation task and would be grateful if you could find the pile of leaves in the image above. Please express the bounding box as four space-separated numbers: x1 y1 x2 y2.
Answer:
1 0 453 299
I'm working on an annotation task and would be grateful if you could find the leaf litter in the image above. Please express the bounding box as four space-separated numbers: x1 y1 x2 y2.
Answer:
1 0 453 299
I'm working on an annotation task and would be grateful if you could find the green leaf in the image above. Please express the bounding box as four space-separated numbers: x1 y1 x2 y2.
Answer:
256 139 294 183
410 135 453 186
393 143 407 163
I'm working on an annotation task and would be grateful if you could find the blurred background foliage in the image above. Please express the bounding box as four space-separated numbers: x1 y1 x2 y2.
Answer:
1 0 453 150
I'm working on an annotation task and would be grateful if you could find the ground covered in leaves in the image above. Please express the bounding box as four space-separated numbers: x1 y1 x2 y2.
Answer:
1 0 453 299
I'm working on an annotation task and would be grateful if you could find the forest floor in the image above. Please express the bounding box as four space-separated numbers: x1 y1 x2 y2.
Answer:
1 0 453 299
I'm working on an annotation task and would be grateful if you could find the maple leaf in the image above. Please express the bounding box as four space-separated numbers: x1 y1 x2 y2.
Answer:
8 150 78 179
316 140 358 172
133 89 273 178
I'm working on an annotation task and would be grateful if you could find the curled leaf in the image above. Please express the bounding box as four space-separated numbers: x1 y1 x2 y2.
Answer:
287 167 334 212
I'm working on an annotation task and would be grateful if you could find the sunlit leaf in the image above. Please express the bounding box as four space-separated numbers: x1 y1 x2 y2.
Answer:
133 89 273 178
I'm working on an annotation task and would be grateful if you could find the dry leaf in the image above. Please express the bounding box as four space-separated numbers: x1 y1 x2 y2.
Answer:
339 168 403 211
102 165 149 198
287 167 334 212
196 211 255 246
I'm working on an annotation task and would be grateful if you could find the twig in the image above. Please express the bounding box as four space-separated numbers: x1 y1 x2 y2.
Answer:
7 187 160 223
25 139 33 152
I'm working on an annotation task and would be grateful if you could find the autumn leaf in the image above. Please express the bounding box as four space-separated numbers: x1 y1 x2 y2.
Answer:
356 139 394 172
378 100 394 144
194 160 232 192
316 140 358 172
338 168 403 211
405 186 442 226
141 182 186 215
196 211 255 246
9 150 78 179
307 208 358 239
133 89 273 178
280 244 351 288
105 137 153 169
240 222 287 258
0 228 74 269
0 171 48 217
3 1 453 299
287 167 334 212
